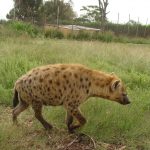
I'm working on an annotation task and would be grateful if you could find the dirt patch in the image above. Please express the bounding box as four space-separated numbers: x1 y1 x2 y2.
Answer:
57 133 96 150
0 106 127 150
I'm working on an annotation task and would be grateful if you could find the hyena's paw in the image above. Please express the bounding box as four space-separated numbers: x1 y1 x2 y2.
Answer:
43 123 53 130
12 119 20 127
68 124 81 133
12 116 18 125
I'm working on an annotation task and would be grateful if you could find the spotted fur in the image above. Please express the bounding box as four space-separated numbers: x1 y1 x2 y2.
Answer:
12 64 130 132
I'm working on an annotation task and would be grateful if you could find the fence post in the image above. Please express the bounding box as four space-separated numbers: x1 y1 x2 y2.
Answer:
13 0 16 20
71 19 74 32
136 17 139 37
127 14 130 35
43 0 46 27
117 13 120 34
57 6 60 28
144 18 148 37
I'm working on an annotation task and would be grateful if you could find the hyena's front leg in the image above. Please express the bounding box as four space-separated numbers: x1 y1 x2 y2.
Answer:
67 108 86 133
32 101 53 130
66 111 73 132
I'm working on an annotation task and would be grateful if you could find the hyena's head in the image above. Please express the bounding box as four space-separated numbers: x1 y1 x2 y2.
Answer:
91 71 130 105
108 78 130 105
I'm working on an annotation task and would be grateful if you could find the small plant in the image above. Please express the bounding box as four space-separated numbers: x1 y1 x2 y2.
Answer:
45 29 64 39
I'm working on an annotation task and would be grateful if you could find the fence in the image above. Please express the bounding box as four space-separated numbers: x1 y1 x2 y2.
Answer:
45 13 150 38
107 13 149 37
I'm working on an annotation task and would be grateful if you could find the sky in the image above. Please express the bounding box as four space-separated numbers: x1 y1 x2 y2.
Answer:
0 0 150 24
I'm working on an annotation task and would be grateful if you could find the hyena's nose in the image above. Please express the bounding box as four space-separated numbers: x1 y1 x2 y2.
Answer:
123 95 130 105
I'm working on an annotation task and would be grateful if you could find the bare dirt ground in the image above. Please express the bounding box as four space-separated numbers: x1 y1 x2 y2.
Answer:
0 107 127 150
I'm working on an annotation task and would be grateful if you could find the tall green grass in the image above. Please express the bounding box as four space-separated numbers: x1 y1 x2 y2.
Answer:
0 21 42 38
1 21 150 44
45 29 64 39
0 36 150 148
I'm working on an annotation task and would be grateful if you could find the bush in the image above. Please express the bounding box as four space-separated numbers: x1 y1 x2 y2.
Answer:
0 20 7 24
67 30 91 40
67 32 77 39
8 21 40 37
67 30 114 42
92 31 114 42
45 29 64 39
75 30 91 40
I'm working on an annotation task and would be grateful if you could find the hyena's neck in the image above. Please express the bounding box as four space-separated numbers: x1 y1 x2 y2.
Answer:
89 70 113 98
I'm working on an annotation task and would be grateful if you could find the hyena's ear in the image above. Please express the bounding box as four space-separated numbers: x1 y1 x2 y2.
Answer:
111 80 120 91
110 72 115 75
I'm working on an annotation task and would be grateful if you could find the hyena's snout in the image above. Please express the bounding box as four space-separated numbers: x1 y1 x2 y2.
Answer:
120 95 130 105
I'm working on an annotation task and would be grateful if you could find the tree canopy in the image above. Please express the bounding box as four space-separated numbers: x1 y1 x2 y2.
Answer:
7 0 75 25
7 0 43 23
80 5 100 22
43 0 75 24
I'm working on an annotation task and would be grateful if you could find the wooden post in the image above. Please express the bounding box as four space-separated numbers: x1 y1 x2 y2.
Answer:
72 19 73 32
57 5 60 28
117 13 119 34
13 0 16 20
136 17 139 37
127 14 130 35
117 13 119 24
144 18 148 37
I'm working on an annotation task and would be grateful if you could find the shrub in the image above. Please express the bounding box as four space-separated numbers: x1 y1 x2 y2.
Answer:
45 29 64 39
67 32 77 39
75 30 91 40
67 30 91 40
92 31 114 42
8 21 40 37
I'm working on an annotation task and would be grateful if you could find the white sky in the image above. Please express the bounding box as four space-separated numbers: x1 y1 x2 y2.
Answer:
0 0 150 24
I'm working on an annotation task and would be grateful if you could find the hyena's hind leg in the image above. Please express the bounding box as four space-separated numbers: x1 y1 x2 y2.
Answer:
32 101 53 130
12 100 29 124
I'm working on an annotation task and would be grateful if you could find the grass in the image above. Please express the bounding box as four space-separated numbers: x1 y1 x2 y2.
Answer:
0 36 150 149
1 21 150 44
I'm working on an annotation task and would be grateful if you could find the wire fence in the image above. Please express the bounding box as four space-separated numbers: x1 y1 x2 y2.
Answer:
45 13 150 38
107 13 149 37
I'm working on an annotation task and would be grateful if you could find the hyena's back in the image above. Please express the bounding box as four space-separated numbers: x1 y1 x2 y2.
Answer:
15 64 91 106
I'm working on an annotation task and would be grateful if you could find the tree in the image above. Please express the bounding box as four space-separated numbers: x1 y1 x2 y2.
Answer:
80 5 100 22
78 0 109 30
7 0 43 24
98 0 109 30
43 0 76 24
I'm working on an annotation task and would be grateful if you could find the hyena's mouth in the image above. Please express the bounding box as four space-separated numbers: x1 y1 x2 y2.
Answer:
120 96 130 105
120 101 130 105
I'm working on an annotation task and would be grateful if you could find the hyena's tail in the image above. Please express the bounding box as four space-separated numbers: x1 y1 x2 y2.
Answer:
13 89 19 108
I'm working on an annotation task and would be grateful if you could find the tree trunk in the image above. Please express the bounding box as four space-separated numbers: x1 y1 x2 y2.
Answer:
98 0 109 32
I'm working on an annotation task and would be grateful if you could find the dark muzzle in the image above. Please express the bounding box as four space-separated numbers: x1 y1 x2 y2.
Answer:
121 95 130 105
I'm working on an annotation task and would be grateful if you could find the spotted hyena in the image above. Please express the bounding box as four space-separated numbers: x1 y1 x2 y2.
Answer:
12 64 130 133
